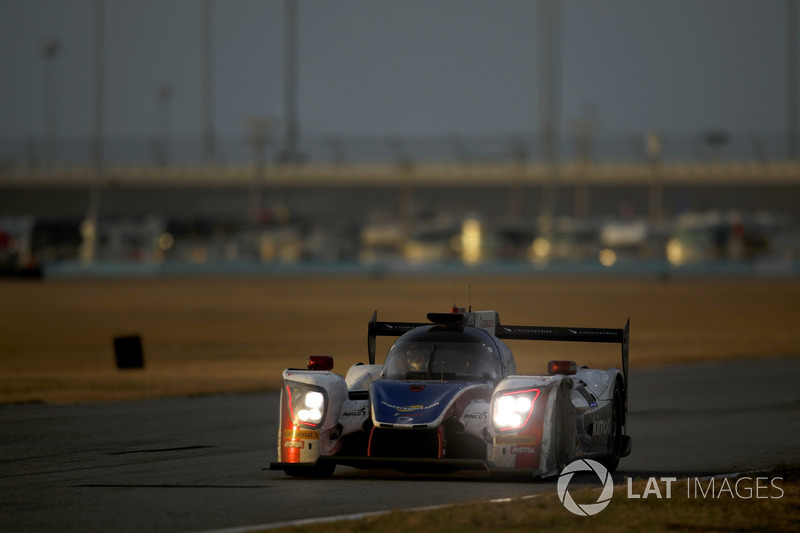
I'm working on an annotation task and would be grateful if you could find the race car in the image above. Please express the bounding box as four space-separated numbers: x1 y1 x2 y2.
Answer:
270 308 631 478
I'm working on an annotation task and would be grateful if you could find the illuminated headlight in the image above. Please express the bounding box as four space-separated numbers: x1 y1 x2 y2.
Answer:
493 388 540 431
297 391 324 424
285 383 327 428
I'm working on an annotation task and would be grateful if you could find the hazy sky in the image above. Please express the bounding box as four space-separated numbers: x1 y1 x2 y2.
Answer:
0 0 792 142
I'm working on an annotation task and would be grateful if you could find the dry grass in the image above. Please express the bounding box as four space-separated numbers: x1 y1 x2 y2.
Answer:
1 276 799 404
266 466 800 533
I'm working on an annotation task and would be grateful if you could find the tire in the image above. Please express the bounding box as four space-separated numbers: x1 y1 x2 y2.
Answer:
599 383 623 473
284 462 336 478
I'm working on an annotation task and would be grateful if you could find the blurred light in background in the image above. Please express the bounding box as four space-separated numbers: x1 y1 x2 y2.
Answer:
78 218 96 265
598 248 617 267
461 217 482 265
157 232 174 251
529 237 551 265
666 238 685 266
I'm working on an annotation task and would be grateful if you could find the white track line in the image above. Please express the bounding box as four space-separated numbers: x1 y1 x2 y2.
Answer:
196 471 757 533
196 502 456 533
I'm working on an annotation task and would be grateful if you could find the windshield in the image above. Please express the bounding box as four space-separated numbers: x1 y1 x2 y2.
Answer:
382 340 500 381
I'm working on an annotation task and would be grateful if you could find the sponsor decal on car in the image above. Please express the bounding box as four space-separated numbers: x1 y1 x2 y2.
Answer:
283 429 319 440
380 401 440 412
593 417 610 436
495 435 536 445
476 315 496 329
283 440 305 449
511 446 535 454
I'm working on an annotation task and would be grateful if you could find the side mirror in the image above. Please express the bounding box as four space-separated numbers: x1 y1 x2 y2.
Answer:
307 355 334 371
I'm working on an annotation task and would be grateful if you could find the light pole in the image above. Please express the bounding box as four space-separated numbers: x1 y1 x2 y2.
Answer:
788 0 798 159
81 0 105 265
247 118 271 224
40 38 60 167
202 0 215 165
281 0 299 163
646 130 663 226
571 108 597 218
537 0 561 228
156 83 173 166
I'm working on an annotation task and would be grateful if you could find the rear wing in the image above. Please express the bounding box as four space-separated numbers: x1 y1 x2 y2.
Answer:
495 319 630 394
368 311 630 393
367 311 427 365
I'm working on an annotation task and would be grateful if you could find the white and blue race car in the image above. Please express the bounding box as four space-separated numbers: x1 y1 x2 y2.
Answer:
270 308 631 478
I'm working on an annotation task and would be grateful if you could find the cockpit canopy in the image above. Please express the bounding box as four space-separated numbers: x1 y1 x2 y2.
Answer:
382 325 511 382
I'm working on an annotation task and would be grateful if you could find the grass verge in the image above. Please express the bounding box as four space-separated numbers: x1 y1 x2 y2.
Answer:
2 276 800 404
266 464 800 533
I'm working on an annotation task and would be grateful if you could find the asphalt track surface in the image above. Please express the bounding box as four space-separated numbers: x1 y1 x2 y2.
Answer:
2 356 799 532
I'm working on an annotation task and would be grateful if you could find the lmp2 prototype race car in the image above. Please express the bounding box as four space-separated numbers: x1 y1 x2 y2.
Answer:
270 308 631 479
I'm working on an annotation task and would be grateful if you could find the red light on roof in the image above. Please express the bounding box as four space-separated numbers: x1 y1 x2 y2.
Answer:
548 360 577 375
307 355 334 371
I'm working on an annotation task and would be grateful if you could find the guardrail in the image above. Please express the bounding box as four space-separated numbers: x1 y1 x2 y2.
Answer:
2 160 800 187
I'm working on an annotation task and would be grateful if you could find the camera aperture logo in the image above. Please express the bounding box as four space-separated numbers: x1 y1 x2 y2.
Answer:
557 461 786 517
557 459 614 516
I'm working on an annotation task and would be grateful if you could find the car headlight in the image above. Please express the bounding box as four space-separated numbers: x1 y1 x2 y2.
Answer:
285 382 327 428
493 388 540 431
